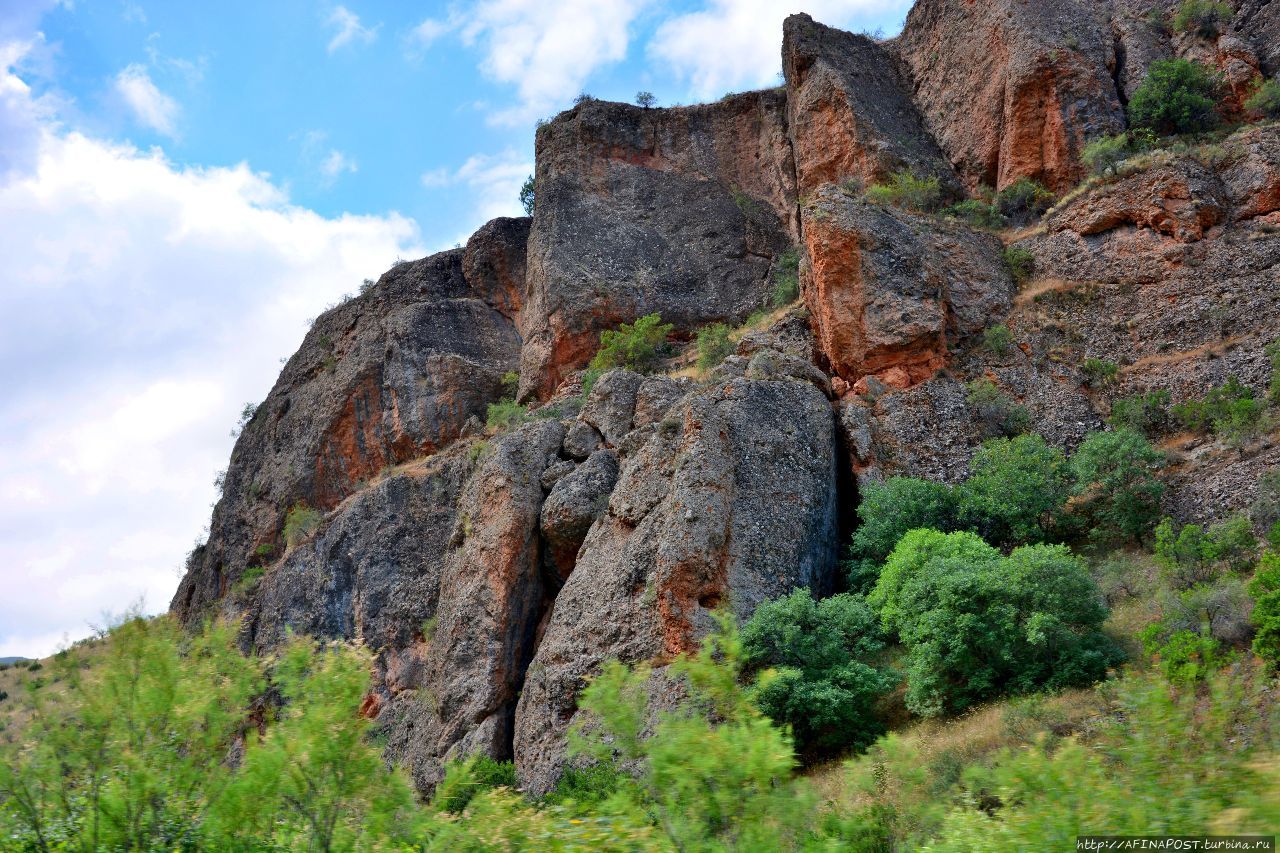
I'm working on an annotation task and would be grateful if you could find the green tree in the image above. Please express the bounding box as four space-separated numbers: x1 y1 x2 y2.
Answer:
519 174 535 216
846 477 960 591
875 534 1119 717
957 434 1071 548
869 528 1001 636
635 91 656 109
741 590 896 754
1070 429 1165 543
589 313 674 374
1128 59 1222 136
1109 390 1172 437
695 322 734 370
1249 551 1280 669
1172 0 1232 37
1246 78 1280 119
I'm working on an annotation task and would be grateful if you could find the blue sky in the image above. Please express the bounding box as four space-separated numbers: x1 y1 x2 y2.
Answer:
0 0 911 657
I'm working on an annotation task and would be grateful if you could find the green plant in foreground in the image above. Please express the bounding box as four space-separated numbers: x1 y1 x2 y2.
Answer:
283 502 321 548
1249 551 1280 669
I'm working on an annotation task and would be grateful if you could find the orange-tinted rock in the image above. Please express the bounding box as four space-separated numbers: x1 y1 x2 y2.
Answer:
782 13 957 197
463 216 529 322
893 0 1125 193
800 186 1012 388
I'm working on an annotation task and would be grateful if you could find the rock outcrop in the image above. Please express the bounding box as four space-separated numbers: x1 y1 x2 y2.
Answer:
518 95 797 400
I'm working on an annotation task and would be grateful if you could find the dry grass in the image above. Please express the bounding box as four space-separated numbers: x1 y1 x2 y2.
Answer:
1120 335 1246 374
665 304 796 381
0 639 109 748
1012 276 1092 307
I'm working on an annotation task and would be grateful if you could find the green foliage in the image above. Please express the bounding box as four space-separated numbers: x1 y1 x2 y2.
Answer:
872 532 1119 716
1070 429 1166 543
982 323 1014 356
1171 376 1268 444
1002 245 1035 284
283 501 321 548
941 199 1007 228
1081 357 1119 387
995 178 1055 225
741 590 896 754
846 477 960 591
1172 0 1232 37
1128 58 1222 136
433 755 518 814
957 434 1071 548
865 171 944 213
1246 77 1280 120
925 668 1280 848
771 248 800 306
1139 624 1225 685
965 378 1031 438
571 612 817 850
486 398 531 431
1249 551 1280 668
519 174 535 216
234 565 266 597
635 90 656 109
1081 133 1132 177
695 322 734 370
542 763 624 809
588 313 674 375
1109 390 1172 437
1266 337 1280 405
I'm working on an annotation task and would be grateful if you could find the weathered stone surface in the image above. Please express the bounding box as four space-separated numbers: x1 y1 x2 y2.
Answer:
397 420 564 791
514 378 839 794
782 13 957 197
172 249 522 624
633 376 695 431
800 186 1012 389
561 420 604 461
463 216 530 321
581 368 645 446
1235 0 1280 75
893 0 1125 193
519 95 796 400
540 449 620 583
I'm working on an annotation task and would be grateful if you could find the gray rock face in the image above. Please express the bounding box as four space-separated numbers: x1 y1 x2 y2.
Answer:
514 377 839 794
782 13 958 197
541 449 619 583
172 241 525 625
518 95 797 400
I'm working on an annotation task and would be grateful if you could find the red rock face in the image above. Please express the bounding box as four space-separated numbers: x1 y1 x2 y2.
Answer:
893 0 1125 194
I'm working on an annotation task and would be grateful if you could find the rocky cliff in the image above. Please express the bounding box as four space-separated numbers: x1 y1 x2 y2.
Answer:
173 3 1280 796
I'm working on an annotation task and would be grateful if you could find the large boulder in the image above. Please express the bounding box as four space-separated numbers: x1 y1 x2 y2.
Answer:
800 186 1012 389
514 377 839 794
172 236 524 624
892 0 1125 193
782 13 958 197
518 95 797 400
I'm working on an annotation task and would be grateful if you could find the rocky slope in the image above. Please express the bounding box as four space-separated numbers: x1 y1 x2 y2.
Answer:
173 4 1280 796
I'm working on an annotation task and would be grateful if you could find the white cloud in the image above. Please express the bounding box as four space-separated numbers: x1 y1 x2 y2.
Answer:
321 148 357 180
649 0 911 98
325 5 378 53
420 149 530 244
451 0 641 126
123 2 147 24
405 13 459 56
0 47 422 658
114 62 179 136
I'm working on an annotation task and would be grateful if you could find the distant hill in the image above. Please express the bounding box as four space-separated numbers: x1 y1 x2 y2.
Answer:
0 656 29 665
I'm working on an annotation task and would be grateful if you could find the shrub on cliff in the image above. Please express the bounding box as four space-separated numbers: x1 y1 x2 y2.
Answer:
519 174 535 215
865 171 943 214
1172 0 1232 37
1001 245 1035 284
695 322 734 370
846 477 960 591
1171 376 1268 444
589 313 674 375
871 531 1119 717
957 434 1072 548
995 178 1054 225
965 378 1031 438
771 248 801 306
1082 133 1133 177
741 590 896 755
942 199 1007 229
1153 514 1258 589
1070 429 1165 543
284 502 322 548
1246 78 1280 120
1129 59 1222 136
1109 390 1172 437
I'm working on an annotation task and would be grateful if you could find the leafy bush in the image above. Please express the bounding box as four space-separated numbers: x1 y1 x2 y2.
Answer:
1081 133 1132 177
1109 390 1172 436
1081 357 1119 387
965 378 1031 438
695 322 734 370
1171 376 1267 443
1249 551 1280 668
1128 58 1222 136
635 91 656 109
865 171 944 213
1140 626 1224 685
872 531 1119 716
957 434 1072 548
771 248 800 306
542 763 624 808
995 178 1055 225
982 324 1014 356
519 174 535 215
588 313 674 374
1152 515 1257 588
942 199 1007 228
434 755 519 814
283 502 321 548
1002 245 1035 284
846 477 960 591
741 590 896 754
1246 77 1280 120
1070 429 1165 543
1172 0 1232 37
